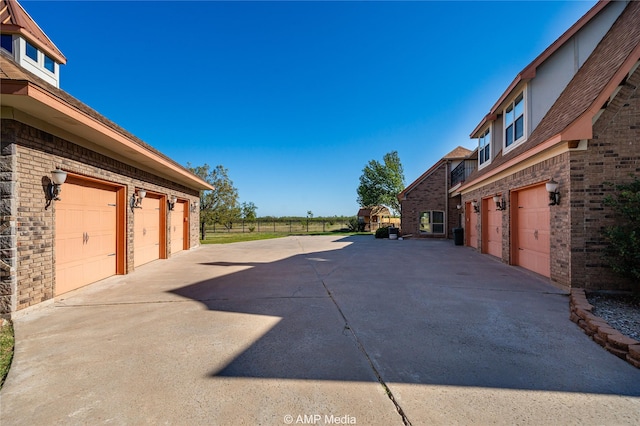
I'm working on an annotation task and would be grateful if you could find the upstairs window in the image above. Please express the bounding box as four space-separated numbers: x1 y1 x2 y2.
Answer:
25 41 38 61
504 92 524 148
479 128 491 166
1 34 12 53
44 54 55 72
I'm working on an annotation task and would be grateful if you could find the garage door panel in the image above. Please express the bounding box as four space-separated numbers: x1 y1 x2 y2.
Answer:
170 202 185 254
56 182 118 295
514 185 550 277
134 197 161 267
484 201 503 258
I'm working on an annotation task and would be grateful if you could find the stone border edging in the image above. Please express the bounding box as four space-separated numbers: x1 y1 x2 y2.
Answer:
570 288 640 369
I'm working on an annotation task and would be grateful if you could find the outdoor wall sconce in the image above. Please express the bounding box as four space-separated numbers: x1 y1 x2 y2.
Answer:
190 201 198 213
168 195 177 211
130 189 147 212
546 179 560 206
471 200 480 213
493 195 506 211
45 168 68 209
456 204 462 210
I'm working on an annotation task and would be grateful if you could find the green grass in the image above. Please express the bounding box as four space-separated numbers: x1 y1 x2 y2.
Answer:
201 231 370 244
0 319 14 389
201 232 287 244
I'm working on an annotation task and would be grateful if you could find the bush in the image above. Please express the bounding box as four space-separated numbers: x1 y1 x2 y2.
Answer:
375 226 390 239
602 177 640 292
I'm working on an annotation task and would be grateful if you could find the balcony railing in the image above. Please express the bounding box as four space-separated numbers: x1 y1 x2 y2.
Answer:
450 160 476 187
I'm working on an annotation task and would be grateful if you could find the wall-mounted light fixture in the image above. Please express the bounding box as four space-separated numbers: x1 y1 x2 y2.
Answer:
45 168 68 209
130 189 147 212
190 200 199 213
493 195 506 211
168 195 177 211
456 204 462 210
546 179 560 206
471 200 480 213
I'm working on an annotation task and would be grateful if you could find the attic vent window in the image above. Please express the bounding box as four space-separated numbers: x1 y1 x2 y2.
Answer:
25 41 38 61
1 34 12 53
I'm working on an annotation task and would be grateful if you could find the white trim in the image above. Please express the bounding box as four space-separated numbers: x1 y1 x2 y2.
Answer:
503 88 527 154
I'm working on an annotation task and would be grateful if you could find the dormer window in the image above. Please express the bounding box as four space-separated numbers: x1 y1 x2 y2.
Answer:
479 127 491 167
504 91 525 150
1 34 12 53
44 54 55 72
25 40 38 61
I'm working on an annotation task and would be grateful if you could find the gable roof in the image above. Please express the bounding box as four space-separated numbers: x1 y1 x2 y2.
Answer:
0 0 66 63
461 0 640 191
1 50 213 191
398 146 472 200
470 0 612 137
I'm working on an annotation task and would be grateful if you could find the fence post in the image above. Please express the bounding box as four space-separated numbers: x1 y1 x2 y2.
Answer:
242 220 245 233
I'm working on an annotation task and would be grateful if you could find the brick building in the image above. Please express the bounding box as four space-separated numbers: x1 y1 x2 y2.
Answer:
0 0 213 317
398 146 473 238
458 0 639 290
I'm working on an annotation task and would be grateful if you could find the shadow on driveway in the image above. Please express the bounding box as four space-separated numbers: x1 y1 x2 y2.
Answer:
170 236 640 396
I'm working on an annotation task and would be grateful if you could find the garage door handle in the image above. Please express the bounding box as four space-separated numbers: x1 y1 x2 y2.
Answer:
82 232 87 244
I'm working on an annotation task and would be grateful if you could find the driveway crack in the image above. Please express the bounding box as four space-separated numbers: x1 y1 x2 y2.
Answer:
321 279 412 426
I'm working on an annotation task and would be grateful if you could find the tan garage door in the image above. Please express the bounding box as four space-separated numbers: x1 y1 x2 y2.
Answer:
465 202 478 248
170 201 185 254
482 198 503 258
513 184 550 277
55 180 117 295
134 197 161 267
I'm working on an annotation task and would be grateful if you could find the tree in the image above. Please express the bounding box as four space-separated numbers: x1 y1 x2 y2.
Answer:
187 163 239 239
241 202 258 221
602 177 640 292
357 151 405 215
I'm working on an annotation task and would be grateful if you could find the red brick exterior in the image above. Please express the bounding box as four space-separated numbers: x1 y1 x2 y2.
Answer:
400 161 463 238
1 119 201 314
461 67 639 291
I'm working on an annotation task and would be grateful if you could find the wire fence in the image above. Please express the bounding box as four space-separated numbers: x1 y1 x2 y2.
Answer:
205 219 353 234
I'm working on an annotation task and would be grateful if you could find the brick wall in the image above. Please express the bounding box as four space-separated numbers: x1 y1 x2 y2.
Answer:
462 154 570 286
568 67 639 291
1 119 202 313
400 162 451 238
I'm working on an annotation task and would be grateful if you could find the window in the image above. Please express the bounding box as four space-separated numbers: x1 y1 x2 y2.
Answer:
504 92 524 148
479 128 491 166
420 211 445 234
1 34 12 53
25 41 38 61
44 54 55 72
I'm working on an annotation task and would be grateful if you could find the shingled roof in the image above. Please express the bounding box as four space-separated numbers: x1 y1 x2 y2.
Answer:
461 0 640 190
0 0 66 63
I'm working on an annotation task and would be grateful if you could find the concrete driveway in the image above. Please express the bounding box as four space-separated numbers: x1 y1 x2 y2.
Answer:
1 235 639 425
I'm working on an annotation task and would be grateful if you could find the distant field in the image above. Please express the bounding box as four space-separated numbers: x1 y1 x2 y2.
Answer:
201 231 369 244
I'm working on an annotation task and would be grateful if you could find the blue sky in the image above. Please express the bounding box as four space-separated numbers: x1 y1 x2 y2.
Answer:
22 0 596 217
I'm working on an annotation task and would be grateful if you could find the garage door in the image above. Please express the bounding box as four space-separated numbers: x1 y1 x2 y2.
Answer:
134 196 161 267
514 185 550 277
482 198 503 258
55 180 117 295
170 201 185 254
465 202 478 248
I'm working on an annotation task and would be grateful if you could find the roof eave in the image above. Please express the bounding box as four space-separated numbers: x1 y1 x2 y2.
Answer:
1 79 213 191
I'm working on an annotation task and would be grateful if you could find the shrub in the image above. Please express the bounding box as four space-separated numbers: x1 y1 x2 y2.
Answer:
375 226 390 239
602 177 640 292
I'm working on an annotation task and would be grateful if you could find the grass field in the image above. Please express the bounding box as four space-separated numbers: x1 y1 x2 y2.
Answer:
201 231 370 244
0 319 14 389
